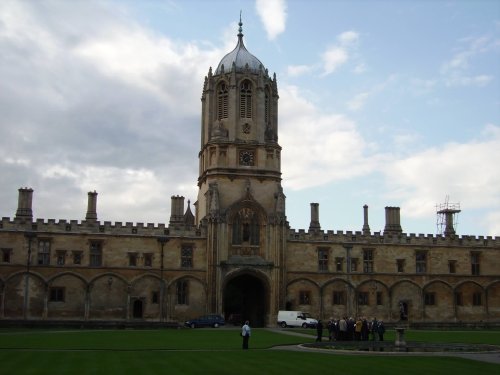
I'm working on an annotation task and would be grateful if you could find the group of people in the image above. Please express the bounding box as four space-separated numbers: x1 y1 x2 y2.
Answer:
316 316 385 342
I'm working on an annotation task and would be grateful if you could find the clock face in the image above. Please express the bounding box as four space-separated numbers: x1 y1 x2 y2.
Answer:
239 151 254 166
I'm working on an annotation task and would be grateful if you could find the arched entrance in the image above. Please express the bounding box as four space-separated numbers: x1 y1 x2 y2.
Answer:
223 273 268 327
133 299 143 319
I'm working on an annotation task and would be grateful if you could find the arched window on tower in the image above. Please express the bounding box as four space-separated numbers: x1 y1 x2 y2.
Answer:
240 80 252 119
217 82 228 120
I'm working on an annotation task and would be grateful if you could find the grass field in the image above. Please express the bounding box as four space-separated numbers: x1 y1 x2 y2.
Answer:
0 327 499 375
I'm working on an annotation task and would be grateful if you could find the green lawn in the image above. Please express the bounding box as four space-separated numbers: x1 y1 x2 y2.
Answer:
0 328 499 375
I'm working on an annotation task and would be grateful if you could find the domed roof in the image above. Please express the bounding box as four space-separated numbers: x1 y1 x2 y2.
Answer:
215 20 265 75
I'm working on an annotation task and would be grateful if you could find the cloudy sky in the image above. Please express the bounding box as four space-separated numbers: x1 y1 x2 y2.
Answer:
1 0 499 236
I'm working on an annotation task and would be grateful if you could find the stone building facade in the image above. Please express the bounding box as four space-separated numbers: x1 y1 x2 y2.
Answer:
1 21 499 327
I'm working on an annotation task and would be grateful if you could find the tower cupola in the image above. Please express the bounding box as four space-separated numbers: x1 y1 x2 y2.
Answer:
215 18 265 75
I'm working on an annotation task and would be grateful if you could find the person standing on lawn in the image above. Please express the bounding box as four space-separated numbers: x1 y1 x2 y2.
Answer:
377 320 386 341
315 320 323 342
241 320 251 349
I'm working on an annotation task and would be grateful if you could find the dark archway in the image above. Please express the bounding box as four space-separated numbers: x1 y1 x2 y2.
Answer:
133 299 143 319
223 273 267 327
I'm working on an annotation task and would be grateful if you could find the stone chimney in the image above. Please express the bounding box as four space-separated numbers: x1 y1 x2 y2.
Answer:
384 206 402 234
309 203 321 231
15 187 33 222
362 204 371 235
170 195 185 225
85 191 98 222
438 207 461 237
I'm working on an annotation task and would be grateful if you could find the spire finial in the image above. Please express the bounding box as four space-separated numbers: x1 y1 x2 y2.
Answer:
238 11 243 39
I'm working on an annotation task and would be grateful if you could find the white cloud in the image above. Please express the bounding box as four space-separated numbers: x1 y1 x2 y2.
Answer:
445 74 493 87
347 92 370 111
410 78 436 95
321 46 348 75
255 0 287 40
0 0 211 223
338 31 359 46
353 63 366 74
346 75 397 111
441 34 497 87
383 125 500 221
320 30 360 76
279 85 381 190
286 64 313 77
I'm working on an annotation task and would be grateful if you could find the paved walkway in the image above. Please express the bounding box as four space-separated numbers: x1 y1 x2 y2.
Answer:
266 328 500 365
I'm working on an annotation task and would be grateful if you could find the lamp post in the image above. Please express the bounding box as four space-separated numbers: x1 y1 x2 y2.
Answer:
157 236 169 323
23 232 36 320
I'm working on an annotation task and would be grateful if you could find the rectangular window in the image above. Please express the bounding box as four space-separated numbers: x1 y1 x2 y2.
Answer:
396 259 405 273
473 292 482 306
335 257 343 272
363 249 374 273
176 280 188 305
1 248 12 263
416 251 427 273
471 252 480 275
333 291 345 305
37 239 51 265
455 292 463 306
299 291 311 305
358 292 369 306
128 253 137 267
49 287 65 302
151 291 159 304
181 245 193 269
56 251 66 266
376 291 383 305
350 258 358 272
144 253 152 267
424 292 435 306
73 251 82 265
448 260 456 274
318 249 328 271
89 241 102 267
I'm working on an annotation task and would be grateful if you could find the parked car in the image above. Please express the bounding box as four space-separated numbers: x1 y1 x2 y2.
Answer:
184 314 225 328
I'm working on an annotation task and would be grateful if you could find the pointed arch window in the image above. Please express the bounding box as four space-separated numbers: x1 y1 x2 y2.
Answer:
240 80 252 119
217 82 228 120
232 208 259 245
176 280 189 305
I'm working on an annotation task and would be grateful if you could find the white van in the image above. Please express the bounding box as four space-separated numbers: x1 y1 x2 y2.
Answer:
277 310 318 328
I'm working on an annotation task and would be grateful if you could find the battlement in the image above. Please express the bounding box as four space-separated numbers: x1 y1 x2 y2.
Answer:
287 227 500 247
0 217 204 238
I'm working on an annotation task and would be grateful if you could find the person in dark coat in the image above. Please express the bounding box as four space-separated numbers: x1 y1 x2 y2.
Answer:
315 320 323 342
377 320 386 341
361 318 369 341
327 318 335 341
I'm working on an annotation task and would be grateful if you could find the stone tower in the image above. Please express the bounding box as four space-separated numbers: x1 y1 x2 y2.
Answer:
195 19 287 326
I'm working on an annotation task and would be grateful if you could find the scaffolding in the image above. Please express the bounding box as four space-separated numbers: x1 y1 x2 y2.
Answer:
436 196 461 236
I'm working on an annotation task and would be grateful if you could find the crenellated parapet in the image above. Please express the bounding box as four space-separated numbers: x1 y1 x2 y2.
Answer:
0 216 206 238
287 227 500 247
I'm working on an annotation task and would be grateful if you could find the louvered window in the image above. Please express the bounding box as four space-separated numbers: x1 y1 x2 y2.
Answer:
240 80 252 118
217 83 228 119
